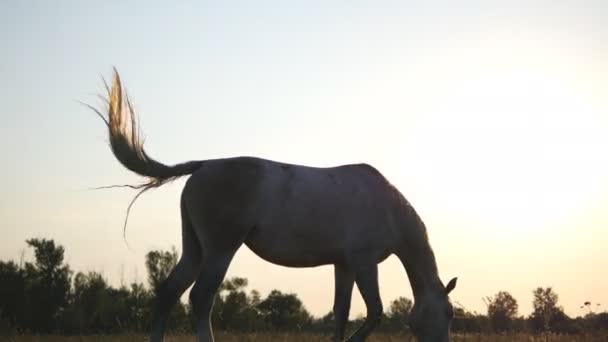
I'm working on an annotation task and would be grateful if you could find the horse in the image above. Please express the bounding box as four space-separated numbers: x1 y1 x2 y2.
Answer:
88 70 457 342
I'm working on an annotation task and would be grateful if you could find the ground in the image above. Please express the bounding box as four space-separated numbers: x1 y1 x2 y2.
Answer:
6 333 608 342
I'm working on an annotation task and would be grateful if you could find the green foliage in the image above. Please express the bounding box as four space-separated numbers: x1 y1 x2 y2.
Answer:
212 277 266 332
0 237 606 337
0 260 25 332
530 287 574 333
7 332 608 342
60 271 154 334
451 309 491 333
257 290 312 331
144 248 189 333
145 247 178 292
23 238 72 333
382 297 413 332
485 291 518 332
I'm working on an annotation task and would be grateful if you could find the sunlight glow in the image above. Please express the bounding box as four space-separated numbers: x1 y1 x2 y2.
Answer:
404 72 608 234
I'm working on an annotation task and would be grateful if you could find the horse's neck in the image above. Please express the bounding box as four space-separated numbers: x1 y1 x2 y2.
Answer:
397 209 444 300
403 245 444 300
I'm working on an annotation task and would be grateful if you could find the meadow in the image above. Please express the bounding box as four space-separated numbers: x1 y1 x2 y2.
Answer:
6 333 608 342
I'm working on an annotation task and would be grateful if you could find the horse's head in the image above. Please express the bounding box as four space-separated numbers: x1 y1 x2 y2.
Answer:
409 277 457 342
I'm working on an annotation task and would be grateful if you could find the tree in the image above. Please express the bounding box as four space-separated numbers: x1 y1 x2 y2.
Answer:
530 287 569 332
257 290 312 331
145 247 178 292
0 261 25 332
383 297 413 332
71 271 110 332
212 277 264 332
484 291 518 332
65 271 139 334
23 238 72 333
145 247 190 333
219 277 248 293
125 281 154 332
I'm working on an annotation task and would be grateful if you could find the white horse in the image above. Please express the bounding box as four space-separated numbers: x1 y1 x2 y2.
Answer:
89 70 457 342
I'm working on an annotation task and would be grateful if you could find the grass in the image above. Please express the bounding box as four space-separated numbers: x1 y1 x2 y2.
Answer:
4 332 608 342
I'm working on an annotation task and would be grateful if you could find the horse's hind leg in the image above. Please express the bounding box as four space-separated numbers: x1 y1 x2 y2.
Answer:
346 264 383 342
189 248 239 342
150 203 202 342
333 264 355 342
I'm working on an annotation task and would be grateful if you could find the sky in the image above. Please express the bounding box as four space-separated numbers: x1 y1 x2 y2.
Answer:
1 1 607 319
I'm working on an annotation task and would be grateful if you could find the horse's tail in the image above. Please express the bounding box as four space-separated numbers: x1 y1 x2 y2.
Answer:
90 68 204 187
86 69 204 237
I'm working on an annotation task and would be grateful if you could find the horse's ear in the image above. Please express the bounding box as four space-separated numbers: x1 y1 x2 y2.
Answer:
445 277 457 295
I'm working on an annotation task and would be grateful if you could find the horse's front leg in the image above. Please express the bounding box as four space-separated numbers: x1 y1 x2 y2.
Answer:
345 263 383 342
333 264 355 341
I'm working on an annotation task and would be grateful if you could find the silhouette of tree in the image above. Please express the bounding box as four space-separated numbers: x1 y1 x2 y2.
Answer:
0 261 25 332
309 311 335 333
70 272 110 332
6 237 608 336
485 291 518 332
383 297 413 332
22 238 71 333
451 307 491 333
587 312 608 331
530 287 571 332
124 281 154 332
257 290 312 331
67 271 144 333
145 247 178 292
220 277 248 292
144 247 189 333
212 277 264 332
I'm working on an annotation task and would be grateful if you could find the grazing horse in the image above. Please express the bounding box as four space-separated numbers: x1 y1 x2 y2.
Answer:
89 70 457 342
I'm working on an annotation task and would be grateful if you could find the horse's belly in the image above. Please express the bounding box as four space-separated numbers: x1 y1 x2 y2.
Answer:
244 224 342 268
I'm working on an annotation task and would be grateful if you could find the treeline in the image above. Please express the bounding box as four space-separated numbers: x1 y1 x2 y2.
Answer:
0 238 606 336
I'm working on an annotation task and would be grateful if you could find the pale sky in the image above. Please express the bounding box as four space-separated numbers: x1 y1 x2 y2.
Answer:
1 1 607 319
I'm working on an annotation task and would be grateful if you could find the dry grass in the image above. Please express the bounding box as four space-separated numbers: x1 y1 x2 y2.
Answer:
4 333 608 342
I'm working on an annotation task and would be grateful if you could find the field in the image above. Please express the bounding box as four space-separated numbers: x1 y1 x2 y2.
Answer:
5 333 608 342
